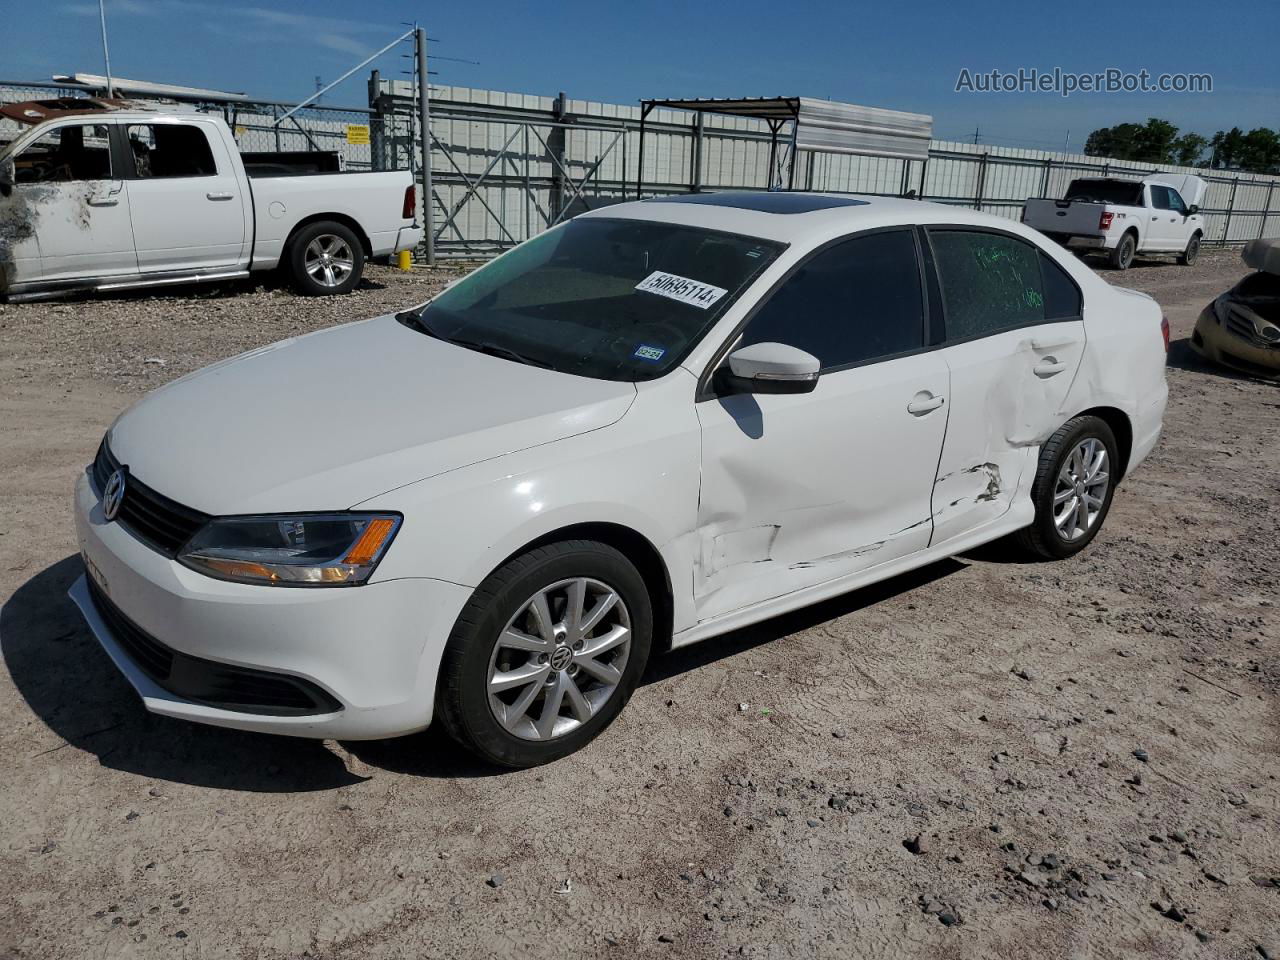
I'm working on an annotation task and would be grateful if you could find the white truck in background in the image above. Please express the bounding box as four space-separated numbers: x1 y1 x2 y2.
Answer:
1021 173 1206 271
0 98 422 300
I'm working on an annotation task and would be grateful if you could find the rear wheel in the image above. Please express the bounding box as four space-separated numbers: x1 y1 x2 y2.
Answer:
1108 232 1136 271
436 540 653 768
287 220 365 296
1015 415 1119 560
1179 232 1202 266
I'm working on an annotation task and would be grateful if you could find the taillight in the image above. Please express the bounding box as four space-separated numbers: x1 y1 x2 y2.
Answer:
402 185 416 220
1160 315 1170 352
1099 211 1114 230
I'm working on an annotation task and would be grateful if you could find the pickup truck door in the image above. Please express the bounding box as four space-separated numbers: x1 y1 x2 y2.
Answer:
3 121 137 284
924 228 1086 547
1145 185 1181 251
122 119 248 273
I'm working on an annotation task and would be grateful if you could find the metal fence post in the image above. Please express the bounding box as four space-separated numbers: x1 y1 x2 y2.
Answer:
415 27 435 264
1260 181 1275 239
974 152 989 211
549 92 567 221
691 112 704 193
368 69 384 172
1223 178 1238 246
1039 157 1051 198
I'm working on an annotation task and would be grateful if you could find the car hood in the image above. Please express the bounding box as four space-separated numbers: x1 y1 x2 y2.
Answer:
108 314 636 514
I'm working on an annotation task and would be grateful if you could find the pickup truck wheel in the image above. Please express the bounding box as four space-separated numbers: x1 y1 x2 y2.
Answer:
1014 415 1118 561
1108 232 1136 271
435 540 653 768
288 221 365 296
1179 233 1201 266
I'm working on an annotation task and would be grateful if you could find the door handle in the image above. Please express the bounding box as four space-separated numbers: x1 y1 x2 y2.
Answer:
206 192 234 201
907 392 945 416
87 196 119 206
1034 358 1068 378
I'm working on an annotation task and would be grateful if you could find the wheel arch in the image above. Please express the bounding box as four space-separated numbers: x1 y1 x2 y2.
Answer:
284 213 373 259
495 522 675 652
1072 405 1133 481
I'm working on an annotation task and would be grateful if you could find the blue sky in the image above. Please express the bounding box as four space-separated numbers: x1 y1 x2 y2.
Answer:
6 0 1277 148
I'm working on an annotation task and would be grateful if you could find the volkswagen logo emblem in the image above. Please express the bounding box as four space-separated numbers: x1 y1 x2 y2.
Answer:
103 469 126 522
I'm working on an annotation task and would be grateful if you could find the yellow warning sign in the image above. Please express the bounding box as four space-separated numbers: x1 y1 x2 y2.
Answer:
346 124 371 145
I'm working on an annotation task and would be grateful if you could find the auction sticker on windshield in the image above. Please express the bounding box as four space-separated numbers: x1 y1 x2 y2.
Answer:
635 271 728 310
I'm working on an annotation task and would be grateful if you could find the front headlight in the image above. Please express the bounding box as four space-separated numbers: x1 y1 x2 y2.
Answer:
178 513 401 586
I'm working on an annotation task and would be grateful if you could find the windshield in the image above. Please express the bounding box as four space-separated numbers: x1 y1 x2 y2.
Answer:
1064 179 1144 206
411 218 784 381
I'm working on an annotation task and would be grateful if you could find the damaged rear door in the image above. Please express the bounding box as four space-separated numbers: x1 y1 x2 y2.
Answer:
693 228 948 622
924 227 1086 546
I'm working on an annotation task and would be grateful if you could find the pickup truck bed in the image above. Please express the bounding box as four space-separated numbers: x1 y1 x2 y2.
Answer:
0 102 422 300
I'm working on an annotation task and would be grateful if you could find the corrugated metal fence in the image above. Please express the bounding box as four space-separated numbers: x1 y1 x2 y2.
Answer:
4 78 1278 260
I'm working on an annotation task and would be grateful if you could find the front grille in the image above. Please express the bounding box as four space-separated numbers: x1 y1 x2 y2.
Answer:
87 578 343 717
92 438 210 556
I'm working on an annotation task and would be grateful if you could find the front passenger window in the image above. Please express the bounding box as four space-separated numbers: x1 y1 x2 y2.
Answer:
929 230 1046 339
737 229 924 371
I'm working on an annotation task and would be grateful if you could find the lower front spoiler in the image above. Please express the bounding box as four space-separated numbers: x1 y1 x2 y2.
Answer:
68 573 435 740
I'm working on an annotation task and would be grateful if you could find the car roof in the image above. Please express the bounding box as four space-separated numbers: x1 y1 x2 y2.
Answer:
579 191 1034 245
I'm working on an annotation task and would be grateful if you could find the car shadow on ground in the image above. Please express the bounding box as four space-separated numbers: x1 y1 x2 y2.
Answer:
16 272 387 306
1 555 368 792
5 553 968 787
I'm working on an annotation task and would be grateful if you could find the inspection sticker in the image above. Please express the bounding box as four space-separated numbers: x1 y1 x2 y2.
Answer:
634 271 727 310
633 344 666 362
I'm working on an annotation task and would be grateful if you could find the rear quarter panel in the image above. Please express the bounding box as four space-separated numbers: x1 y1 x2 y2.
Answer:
249 170 414 267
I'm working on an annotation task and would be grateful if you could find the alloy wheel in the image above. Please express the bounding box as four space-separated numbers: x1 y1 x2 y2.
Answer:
1053 437 1110 542
304 234 355 287
486 577 631 741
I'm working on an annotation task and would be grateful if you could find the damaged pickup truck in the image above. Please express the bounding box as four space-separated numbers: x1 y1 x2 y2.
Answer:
0 98 421 300
72 192 1168 768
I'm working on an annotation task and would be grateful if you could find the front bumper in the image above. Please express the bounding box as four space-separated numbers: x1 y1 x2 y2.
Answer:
71 470 472 739
1191 307 1280 379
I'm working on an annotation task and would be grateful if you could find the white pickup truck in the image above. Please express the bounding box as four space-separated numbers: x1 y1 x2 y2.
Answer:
1022 173 1206 271
0 99 422 300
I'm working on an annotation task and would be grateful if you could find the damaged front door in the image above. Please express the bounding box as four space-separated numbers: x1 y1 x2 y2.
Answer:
693 228 949 623
4 122 137 285
925 228 1086 546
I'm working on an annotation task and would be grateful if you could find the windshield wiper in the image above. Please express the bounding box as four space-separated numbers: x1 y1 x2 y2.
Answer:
447 337 552 369
396 310 549 369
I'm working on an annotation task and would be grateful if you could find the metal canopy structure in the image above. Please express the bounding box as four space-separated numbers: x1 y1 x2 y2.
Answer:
637 95 933 196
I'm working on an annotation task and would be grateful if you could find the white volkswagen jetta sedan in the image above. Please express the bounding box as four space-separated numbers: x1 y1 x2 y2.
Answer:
71 192 1168 767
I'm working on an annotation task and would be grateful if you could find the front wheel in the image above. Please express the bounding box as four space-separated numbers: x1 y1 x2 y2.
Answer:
1015 415 1119 561
287 221 365 296
1179 233 1201 266
435 540 654 768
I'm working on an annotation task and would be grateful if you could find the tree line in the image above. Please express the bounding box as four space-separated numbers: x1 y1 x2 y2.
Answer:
1083 118 1280 174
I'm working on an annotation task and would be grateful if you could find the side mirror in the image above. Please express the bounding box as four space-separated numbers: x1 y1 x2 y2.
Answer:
0 159 13 198
1187 204 1199 216
718 342 820 395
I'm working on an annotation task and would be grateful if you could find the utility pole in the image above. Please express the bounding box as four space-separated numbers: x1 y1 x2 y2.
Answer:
98 0 115 97
972 126 980 145
416 26 435 265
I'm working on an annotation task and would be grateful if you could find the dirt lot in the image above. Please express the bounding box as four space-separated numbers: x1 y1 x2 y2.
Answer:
1 251 1277 960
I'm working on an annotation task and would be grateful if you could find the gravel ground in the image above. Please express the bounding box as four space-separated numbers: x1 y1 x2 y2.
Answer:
1 249 1277 960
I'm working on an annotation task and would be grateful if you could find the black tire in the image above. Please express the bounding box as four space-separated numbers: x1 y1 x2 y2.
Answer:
1014 415 1119 561
1108 232 1136 271
286 220 365 296
1179 232 1202 266
435 540 654 768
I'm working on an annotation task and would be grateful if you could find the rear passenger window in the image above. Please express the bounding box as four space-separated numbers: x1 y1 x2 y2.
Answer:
126 123 218 178
737 229 924 371
1040 253 1082 319
929 230 1046 339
